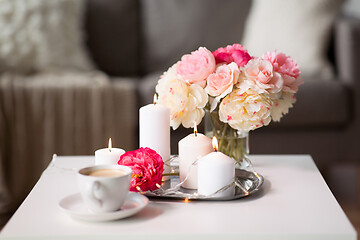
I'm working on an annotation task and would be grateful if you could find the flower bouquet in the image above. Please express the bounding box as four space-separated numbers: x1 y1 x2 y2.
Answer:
155 44 303 167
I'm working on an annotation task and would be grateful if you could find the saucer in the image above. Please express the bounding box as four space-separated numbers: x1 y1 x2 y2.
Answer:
58 192 148 221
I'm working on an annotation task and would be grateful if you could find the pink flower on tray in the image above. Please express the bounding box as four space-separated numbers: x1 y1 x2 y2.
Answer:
118 147 164 192
212 43 251 67
176 47 216 88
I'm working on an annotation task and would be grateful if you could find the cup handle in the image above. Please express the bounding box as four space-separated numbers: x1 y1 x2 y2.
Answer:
86 181 103 207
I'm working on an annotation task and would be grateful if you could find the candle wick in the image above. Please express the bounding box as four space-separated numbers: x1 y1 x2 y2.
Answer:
195 131 197 137
109 148 111 152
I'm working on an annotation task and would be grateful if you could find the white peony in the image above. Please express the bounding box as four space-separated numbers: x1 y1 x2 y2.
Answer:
156 64 208 129
219 88 273 132
271 92 296 121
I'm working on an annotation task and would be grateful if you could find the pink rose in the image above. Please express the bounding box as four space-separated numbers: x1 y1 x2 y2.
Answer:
263 51 300 78
118 147 164 192
244 59 273 84
212 44 252 67
205 62 240 97
239 59 283 95
176 47 216 88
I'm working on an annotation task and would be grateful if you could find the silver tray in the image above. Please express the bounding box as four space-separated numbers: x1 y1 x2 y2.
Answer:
145 169 264 201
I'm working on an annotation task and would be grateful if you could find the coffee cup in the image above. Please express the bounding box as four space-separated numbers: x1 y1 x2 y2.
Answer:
77 165 132 213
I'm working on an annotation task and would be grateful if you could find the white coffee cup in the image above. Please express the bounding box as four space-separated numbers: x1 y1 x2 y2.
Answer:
77 165 132 213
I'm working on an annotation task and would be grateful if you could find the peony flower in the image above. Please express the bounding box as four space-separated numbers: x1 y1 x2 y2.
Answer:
263 51 300 79
205 62 240 98
156 64 208 129
154 44 302 134
238 59 284 96
118 147 164 192
219 88 273 132
212 43 252 67
271 92 296 121
244 58 273 84
282 74 304 94
176 47 216 88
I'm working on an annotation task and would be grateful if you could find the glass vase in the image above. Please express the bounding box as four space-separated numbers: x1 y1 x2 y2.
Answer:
204 110 251 169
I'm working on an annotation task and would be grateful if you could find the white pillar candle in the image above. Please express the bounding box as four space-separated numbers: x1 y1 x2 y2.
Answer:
178 125 213 189
198 137 235 197
139 95 171 175
95 138 125 165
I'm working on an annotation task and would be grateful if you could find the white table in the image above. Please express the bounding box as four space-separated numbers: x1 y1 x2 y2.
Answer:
0 155 356 240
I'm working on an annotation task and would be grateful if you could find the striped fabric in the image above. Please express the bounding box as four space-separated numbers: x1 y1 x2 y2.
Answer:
0 70 138 220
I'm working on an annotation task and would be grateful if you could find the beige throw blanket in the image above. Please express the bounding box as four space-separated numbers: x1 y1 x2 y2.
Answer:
0 70 137 223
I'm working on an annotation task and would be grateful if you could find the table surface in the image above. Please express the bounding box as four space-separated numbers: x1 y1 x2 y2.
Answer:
0 155 357 240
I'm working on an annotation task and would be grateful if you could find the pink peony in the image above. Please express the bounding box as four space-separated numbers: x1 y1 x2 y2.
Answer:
263 51 300 79
212 44 252 67
205 62 240 98
238 59 284 96
244 58 273 84
176 47 216 88
282 74 304 93
118 147 164 192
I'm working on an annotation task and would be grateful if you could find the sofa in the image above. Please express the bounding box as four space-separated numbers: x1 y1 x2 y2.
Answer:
0 0 359 225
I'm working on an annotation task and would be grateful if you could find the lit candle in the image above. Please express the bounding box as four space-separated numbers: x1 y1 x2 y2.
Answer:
139 94 171 176
95 138 125 165
198 137 235 197
178 123 213 189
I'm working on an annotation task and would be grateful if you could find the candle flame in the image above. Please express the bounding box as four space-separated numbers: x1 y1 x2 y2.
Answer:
193 122 198 136
153 93 158 104
212 136 218 151
108 138 112 152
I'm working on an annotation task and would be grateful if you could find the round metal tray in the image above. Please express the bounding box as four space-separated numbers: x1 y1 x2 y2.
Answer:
145 169 264 201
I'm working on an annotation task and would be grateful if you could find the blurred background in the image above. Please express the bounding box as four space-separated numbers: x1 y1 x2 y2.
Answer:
0 0 359 234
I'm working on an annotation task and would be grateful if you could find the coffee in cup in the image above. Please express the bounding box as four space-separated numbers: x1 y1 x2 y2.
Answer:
77 165 132 213
86 169 128 177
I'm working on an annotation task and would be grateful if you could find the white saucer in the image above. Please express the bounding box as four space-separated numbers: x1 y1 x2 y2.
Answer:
58 192 148 222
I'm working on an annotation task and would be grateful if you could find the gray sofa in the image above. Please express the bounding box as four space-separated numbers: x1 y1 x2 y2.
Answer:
0 0 359 225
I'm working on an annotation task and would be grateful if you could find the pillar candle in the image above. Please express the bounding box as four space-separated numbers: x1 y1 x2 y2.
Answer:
95 138 125 165
198 138 235 197
139 97 171 175
178 127 213 189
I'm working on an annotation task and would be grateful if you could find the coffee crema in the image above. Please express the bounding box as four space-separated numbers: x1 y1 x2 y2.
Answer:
86 169 127 177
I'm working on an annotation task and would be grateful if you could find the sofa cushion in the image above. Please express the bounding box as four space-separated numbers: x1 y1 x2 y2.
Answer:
270 76 350 128
140 0 252 73
0 0 93 74
85 0 139 76
242 0 344 78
